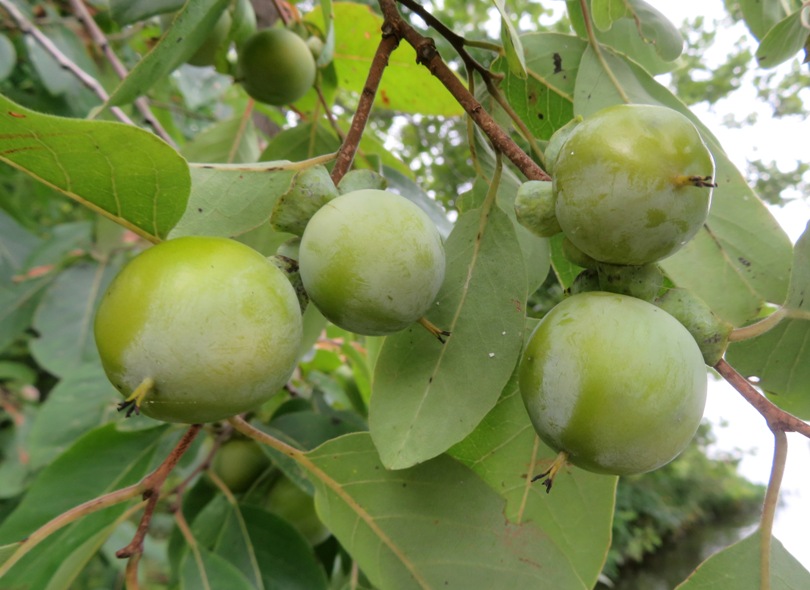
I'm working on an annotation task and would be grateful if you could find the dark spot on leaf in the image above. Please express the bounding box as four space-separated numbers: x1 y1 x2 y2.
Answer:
197 207 203 213
553 52 563 73
738 257 752 267
537 112 544 120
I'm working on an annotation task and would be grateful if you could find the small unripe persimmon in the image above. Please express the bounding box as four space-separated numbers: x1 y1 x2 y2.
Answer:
299 189 445 335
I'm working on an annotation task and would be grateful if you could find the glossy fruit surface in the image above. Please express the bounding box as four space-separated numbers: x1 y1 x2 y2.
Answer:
553 104 714 265
237 28 316 105
94 236 303 423
299 189 445 335
211 439 270 493
519 292 707 476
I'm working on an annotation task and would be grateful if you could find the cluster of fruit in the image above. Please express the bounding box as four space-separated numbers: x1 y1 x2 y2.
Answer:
515 104 731 489
93 173 446 424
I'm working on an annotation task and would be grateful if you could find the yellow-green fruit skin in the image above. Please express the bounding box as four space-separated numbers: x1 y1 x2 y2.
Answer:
519 292 707 476
299 189 445 336
94 236 303 424
238 28 316 105
553 104 714 265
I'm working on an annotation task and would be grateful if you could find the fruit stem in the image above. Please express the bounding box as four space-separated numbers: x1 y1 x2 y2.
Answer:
728 307 788 342
759 430 787 590
672 174 717 188
118 377 155 418
417 316 451 343
531 451 569 493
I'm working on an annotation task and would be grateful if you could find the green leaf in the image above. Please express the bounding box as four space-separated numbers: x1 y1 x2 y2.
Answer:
0 209 41 281
449 370 616 589
316 0 336 68
0 94 190 241
308 432 590 589
0 424 168 588
0 34 16 82
592 0 630 31
756 8 810 68
183 496 328 589
29 260 120 377
259 122 341 163
106 0 231 107
27 363 116 469
370 204 527 469
786 222 810 313
725 224 810 419
493 0 527 79
549 233 584 289
739 0 796 40
495 33 585 141
0 275 52 354
306 3 464 116
0 406 36 498
168 165 296 239
179 546 255 590
180 116 260 164
573 47 793 326
567 0 682 74
24 23 99 106
110 0 184 25
675 530 810 588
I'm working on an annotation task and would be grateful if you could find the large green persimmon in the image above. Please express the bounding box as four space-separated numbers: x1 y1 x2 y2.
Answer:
94 236 303 423
237 28 316 106
519 292 707 476
553 104 715 265
299 189 445 336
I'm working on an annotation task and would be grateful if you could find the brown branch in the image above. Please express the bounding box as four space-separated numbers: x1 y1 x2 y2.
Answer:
714 359 810 438
378 0 549 181
395 0 545 166
331 31 400 184
396 0 494 80
68 0 177 146
116 424 203 559
0 0 133 125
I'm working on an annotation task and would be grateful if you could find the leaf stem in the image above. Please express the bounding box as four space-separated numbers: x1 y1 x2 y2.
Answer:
190 152 337 172
728 307 788 342
759 430 787 590
577 0 630 104
713 359 810 439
